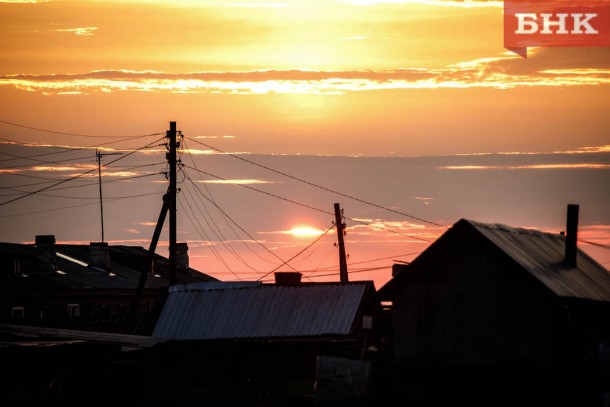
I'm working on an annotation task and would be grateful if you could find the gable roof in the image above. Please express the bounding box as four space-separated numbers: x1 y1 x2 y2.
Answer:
380 218 610 302
152 281 375 341
467 220 610 301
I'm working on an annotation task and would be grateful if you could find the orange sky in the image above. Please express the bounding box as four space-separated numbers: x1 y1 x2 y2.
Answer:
1 1 609 155
1 0 609 287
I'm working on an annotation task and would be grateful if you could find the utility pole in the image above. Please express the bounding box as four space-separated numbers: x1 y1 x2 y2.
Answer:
167 122 178 286
334 202 348 283
96 149 122 242
131 122 179 314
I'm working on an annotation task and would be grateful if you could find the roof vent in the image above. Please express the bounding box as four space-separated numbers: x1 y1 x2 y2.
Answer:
89 242 111 272
35 234 57 270
176 242 189 271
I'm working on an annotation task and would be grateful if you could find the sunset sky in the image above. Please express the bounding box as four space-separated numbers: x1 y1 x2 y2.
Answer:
1 0 609 288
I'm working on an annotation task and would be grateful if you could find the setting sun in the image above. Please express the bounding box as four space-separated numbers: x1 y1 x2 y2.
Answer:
290 226 325 238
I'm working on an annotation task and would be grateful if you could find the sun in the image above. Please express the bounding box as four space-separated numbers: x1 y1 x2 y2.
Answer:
290 225 324 238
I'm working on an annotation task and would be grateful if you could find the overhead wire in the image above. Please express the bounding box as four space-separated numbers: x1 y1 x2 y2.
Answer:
0 154 97 170
181 163 432 243
0 146 86 162
257 225 334 282
0 119 163 140
177 196 242 280
181 139 286 268
189 138 449 229
0 191 163 218
579 239 610 250
1 123 442 279
179 171 265 275
0 136 165 206
181 168 300 273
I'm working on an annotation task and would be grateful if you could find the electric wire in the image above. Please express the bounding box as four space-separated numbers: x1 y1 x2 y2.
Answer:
1 125 441 281
0 137 164 206
0 191 163 217
257 225 334 281
0 154 97 170
0 119 162 139
7 172 165 194
0 146 86 162
182 139 285 268
189 138 449 229
309 266 390 280
177 196 241 280
179 171 265 275
181 168 300 273
579 239 610 250
182 163 433 243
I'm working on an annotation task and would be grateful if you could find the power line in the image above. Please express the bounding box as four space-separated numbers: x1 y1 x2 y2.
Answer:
0 154 95 170
257 225 334 282
579 239 610 251
0 137 164 206
177 197 242 280
181 167 299 273
182 139 287 268
189 138 449 229
182 163 333 215
0 145 86 162
0 119 162 139
179 175 266 275
182 163 433 243
0 191 162 217
306 266 391 280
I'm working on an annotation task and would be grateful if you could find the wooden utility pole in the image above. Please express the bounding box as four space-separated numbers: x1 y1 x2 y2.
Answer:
131 121 179 314
334 202 348 283
168 122 177 286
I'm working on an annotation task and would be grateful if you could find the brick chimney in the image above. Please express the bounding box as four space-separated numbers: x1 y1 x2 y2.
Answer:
274 272 302 286
176 242 189 271
89 242 111 272
35 235 57 270
564 204 579 268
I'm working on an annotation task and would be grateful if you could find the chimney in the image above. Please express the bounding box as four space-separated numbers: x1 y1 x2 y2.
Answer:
35 235 57 270
89 242 111 272
274 272 302 286
176 242 189 271
564 204 579 268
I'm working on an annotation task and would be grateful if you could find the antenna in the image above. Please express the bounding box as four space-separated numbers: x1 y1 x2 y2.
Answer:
96 149 122 242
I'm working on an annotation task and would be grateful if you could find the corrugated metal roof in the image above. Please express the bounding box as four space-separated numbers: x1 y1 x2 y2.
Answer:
153 281 373 340
467 219 610 302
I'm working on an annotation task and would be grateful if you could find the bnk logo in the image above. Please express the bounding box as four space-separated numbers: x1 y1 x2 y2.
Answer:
504 0 610 57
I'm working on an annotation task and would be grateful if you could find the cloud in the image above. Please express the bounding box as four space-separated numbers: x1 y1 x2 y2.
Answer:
53 27 98 36
195 179 275 185
415 196 434 205
337 36 370 41
225 2 289 7
338 0 502 7
441 163 610 170
2 48 608 95
31 164 97 172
